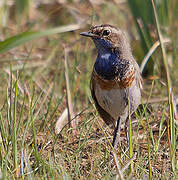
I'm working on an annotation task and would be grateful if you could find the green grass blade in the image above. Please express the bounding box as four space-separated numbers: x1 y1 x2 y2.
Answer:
0 24 82 54
147 138 152 180
12 71 18 176
151 0 176 172
127 0 154 74
0 112 7 150
128 87 133 173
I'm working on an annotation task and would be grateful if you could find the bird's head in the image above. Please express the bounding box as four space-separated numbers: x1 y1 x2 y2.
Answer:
80 24 130 54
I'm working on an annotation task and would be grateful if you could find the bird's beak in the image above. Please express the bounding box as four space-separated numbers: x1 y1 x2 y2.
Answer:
80 31 97 38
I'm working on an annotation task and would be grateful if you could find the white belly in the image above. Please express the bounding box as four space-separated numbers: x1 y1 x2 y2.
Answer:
95 80 141 121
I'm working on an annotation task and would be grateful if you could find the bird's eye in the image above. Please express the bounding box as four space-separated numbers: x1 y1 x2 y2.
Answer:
102 29 110 36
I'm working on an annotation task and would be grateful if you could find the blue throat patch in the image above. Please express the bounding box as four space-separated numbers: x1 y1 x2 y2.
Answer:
93 38 119 80
94 51 118 80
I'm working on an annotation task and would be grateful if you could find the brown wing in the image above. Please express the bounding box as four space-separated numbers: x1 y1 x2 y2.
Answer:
133 58 143 90
90 71 116 129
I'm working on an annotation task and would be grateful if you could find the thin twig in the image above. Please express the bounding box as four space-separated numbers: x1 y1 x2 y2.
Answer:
121 153 136 173
112 151 125 180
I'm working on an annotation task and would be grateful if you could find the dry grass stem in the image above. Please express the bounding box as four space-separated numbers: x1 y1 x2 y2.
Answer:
64 47 77 132
140 38 171 73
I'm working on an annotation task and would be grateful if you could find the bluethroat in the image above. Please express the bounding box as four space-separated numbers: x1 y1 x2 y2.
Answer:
80 24 142 150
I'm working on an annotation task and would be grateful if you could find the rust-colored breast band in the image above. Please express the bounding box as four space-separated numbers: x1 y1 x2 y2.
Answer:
119 70 136 89
92 70 118 90
92 69 135 90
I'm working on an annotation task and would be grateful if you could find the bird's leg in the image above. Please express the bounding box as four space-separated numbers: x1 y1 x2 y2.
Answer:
112 117 121 150
109 117 121 168
124 117 129 144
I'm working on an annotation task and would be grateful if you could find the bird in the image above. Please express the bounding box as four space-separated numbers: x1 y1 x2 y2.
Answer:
80 24 142 150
